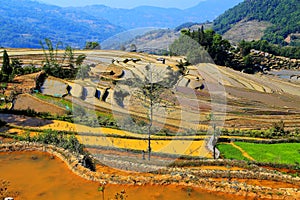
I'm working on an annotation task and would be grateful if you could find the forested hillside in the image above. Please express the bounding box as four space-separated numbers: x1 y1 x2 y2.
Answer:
213 0 300 45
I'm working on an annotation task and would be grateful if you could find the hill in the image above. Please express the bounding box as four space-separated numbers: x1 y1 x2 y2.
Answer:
213 0 300 45
76 0 242 29
0 0 122 48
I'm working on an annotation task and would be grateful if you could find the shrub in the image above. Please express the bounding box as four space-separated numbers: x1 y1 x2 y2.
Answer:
0 119 7 127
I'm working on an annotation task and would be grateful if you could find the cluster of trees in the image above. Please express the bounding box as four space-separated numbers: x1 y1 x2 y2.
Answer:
170 26 300 73
84 41 101 50
0 50 41 82
238 40 300 59
40 39 90 79
170 27 231 66
213 0 300 46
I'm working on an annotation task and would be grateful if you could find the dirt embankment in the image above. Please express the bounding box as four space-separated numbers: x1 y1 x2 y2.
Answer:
13 94 67 115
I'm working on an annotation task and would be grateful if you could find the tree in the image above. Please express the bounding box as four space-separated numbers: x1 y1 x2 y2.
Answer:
238 40 252 57
209 34 231 66
115 64 180 160
11 58 23 76
85 41 101 50
40 38 86 79
243 55 253 68
1 50 12 81
40 38 62 67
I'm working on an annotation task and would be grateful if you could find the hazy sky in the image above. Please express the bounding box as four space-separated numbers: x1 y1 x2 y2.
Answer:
39 0 205 9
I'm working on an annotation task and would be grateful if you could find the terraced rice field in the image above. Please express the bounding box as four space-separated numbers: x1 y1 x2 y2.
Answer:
4 49 300 130
0 114 211 157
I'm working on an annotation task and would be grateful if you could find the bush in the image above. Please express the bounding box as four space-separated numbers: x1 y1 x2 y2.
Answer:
0 119 7 127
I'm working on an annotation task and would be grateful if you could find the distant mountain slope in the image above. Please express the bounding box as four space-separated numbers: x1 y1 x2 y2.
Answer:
72 5 186 29
0 0 122 48
101 23 213 52
73 0 243 29
213 0 300 45
222 20 272 45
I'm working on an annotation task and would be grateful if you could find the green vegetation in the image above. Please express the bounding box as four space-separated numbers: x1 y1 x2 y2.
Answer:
170 26 300 75
0 50 42 84
238 39 300 59
170 27 231 66
170 27 299 73
11 59 41 76
85 41 101 50
40 38 85 79
234 142 300 165
219 142 300 165
217 143 249 161
34 93 73 110
213 0 300 46
0 50 12 82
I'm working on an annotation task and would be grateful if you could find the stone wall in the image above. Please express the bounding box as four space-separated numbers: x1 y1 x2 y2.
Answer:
250 50 300 70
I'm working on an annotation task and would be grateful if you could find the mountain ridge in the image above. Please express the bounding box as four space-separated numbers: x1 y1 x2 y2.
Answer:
0 0 243 48
76 0 243 29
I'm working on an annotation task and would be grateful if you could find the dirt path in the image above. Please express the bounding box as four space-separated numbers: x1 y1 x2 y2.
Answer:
230 142 255 161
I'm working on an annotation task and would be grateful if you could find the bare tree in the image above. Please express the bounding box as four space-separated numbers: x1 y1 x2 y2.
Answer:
115 64 180 160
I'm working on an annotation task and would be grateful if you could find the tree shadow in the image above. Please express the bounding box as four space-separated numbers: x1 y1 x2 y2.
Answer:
0 113 53 127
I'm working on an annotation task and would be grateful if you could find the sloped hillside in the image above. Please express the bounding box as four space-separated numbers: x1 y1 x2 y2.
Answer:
74 0 243 29
213 0 300 45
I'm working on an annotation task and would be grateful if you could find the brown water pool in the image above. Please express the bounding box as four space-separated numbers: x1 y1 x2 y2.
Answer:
0 151 245 200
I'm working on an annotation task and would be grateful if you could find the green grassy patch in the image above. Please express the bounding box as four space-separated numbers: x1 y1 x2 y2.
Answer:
217 143 249 161
34 93 72 110
234 142 300 165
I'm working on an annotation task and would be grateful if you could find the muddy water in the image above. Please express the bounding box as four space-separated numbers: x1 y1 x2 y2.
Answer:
0 152 237 200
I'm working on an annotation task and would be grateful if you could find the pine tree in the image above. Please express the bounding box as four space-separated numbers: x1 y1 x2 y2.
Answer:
2 50 12 81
